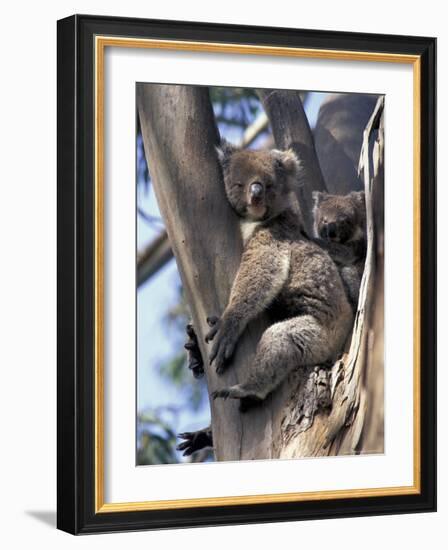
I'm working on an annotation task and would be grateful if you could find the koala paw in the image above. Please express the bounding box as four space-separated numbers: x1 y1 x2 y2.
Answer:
212 384 246 400
176 428 213 456
204 315 220 343
209 331 238 375
184 324 204 379
211 388 230 400
204 315 238 375
212 384 264 412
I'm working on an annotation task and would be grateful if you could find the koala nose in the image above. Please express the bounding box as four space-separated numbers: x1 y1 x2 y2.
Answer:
250 182 263 198
326 222 337 239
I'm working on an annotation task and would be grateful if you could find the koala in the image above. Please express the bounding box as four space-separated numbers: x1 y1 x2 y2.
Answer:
175 325 211 456
206 140 354 408
312 191 367 308
184 323 204 379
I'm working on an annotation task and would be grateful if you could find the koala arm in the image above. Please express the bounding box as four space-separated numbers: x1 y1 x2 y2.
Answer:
227 237 291 322
207 232 291 373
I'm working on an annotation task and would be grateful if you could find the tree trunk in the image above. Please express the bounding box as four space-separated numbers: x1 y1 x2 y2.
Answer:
277 97 384 458
257 89 327 233
313 93 379 194
137 84 271 460
137 84 384 461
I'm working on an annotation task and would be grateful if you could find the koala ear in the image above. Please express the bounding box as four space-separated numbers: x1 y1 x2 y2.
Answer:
312 191 326 207
271 148 301 176
215 138 238 168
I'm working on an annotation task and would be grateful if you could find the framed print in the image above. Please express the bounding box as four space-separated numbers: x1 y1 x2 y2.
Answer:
57 14 436 534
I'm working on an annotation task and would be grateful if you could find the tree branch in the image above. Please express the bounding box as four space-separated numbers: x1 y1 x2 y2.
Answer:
137 231 173 286
257 89 327 233
313 93 379 194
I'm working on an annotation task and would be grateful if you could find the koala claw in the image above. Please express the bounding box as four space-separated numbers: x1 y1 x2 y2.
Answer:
207 315 219 327
184 323 204 379
211 388 230 400
212 384 245 400
205 315 220 343
176 428 213 456
205 327 218 344
209 336 235 374
212 385 263 412
215 364 227 376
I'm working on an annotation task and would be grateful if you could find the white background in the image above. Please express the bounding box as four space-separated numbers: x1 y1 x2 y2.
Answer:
0 1 444 548
105 48 414 502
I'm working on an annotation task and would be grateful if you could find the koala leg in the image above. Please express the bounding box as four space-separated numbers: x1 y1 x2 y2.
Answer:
212 315 338 404
184 323 204 379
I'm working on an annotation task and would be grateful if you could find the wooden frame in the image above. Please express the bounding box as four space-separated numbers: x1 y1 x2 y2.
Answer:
57 14 436 534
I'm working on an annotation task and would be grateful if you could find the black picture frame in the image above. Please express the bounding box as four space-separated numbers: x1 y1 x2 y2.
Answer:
57 14 436 534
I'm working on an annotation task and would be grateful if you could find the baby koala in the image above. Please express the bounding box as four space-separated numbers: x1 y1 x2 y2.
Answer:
312 190 367 309
206 140 353 409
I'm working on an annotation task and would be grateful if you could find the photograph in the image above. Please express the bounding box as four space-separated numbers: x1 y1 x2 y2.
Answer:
136 84 384 465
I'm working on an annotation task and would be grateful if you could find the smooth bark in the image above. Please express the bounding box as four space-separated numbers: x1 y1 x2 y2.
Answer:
137 84 272 460
313 93 379 194
257 89 327 233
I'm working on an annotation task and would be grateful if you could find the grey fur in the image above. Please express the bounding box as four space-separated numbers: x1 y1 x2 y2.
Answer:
207 143 353 405
312 190 367 308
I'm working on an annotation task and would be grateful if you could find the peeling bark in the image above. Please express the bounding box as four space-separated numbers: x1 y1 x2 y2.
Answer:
279 96 384 458
276 96 385 459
